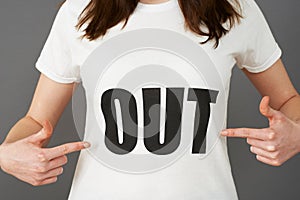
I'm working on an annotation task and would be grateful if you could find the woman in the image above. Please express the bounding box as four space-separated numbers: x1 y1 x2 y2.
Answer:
0 0 299 199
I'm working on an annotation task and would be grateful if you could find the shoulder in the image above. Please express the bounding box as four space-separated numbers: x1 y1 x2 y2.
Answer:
226 0 269 35
62 0 90 19
238 0 265 21
52 0 90 30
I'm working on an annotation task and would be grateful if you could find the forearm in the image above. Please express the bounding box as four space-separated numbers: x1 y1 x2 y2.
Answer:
279 95 300 123
3 75 74 144
3 115 43 144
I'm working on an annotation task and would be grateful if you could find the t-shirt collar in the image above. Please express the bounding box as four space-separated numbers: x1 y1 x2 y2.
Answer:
136 0 178 12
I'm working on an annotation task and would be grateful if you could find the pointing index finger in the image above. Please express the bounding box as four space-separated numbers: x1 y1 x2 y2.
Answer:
45 141 90 160
221 128 270 140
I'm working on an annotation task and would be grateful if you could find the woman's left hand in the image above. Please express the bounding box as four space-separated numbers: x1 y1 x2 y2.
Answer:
221 96 300 166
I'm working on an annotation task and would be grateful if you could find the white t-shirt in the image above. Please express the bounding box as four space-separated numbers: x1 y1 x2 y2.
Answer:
35 0 281 199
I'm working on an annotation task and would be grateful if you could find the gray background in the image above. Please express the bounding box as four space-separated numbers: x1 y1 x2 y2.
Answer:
0 0 299 199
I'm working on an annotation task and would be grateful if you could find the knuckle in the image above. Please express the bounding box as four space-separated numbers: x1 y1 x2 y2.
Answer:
62 145 69 154
270 151 280 159
272 159 282 167
268 131 276 140
35 165 47 173
34 175 44 182
37 152 47 162
273 143 280 150
267 145 276 152
31 180 41 186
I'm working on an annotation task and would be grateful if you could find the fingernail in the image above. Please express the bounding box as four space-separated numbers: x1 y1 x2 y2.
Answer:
250 146 254 152
221 130 228 136
83 142 91 148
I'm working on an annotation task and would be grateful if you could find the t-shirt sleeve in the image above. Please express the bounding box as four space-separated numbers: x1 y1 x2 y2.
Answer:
234 0 282 73
35 2 81 83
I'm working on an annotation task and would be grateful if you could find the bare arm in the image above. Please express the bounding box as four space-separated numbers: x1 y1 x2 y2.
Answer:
4 74 74 143
222 59 300 166
0 74 89 186
243 59 300 123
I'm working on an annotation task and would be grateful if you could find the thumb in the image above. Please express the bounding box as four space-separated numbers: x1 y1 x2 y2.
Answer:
27 120 53 145
259 96 280 121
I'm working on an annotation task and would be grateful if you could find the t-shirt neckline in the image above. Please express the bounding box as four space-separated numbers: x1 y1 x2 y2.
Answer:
136 0 178 12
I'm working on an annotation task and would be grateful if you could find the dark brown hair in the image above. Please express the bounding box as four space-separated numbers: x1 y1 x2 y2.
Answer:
77 0 242 47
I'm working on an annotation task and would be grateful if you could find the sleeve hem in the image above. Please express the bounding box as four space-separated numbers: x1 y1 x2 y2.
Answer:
240 45 282 73
35 61 81 84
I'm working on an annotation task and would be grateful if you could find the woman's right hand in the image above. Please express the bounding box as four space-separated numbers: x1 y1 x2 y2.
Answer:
0 121 90 186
